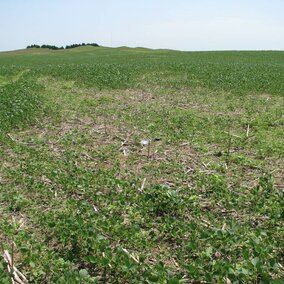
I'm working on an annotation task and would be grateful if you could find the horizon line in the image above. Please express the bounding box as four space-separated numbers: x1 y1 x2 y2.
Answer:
1 45 284 53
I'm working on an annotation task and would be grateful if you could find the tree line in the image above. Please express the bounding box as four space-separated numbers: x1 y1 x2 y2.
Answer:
26 43 99 50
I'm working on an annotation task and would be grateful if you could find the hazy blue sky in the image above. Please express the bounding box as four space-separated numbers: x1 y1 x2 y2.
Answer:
1 0 284 51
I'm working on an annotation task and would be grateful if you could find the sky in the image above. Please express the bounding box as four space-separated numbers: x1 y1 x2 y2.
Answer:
0 0 284 51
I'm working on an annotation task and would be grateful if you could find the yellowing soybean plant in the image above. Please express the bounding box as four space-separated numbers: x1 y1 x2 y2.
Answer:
0 47 283 283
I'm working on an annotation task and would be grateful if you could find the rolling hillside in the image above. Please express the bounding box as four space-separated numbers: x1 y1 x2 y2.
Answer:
0 47 283 283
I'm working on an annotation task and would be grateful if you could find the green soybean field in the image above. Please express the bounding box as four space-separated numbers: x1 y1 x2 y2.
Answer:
0 46 283 283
